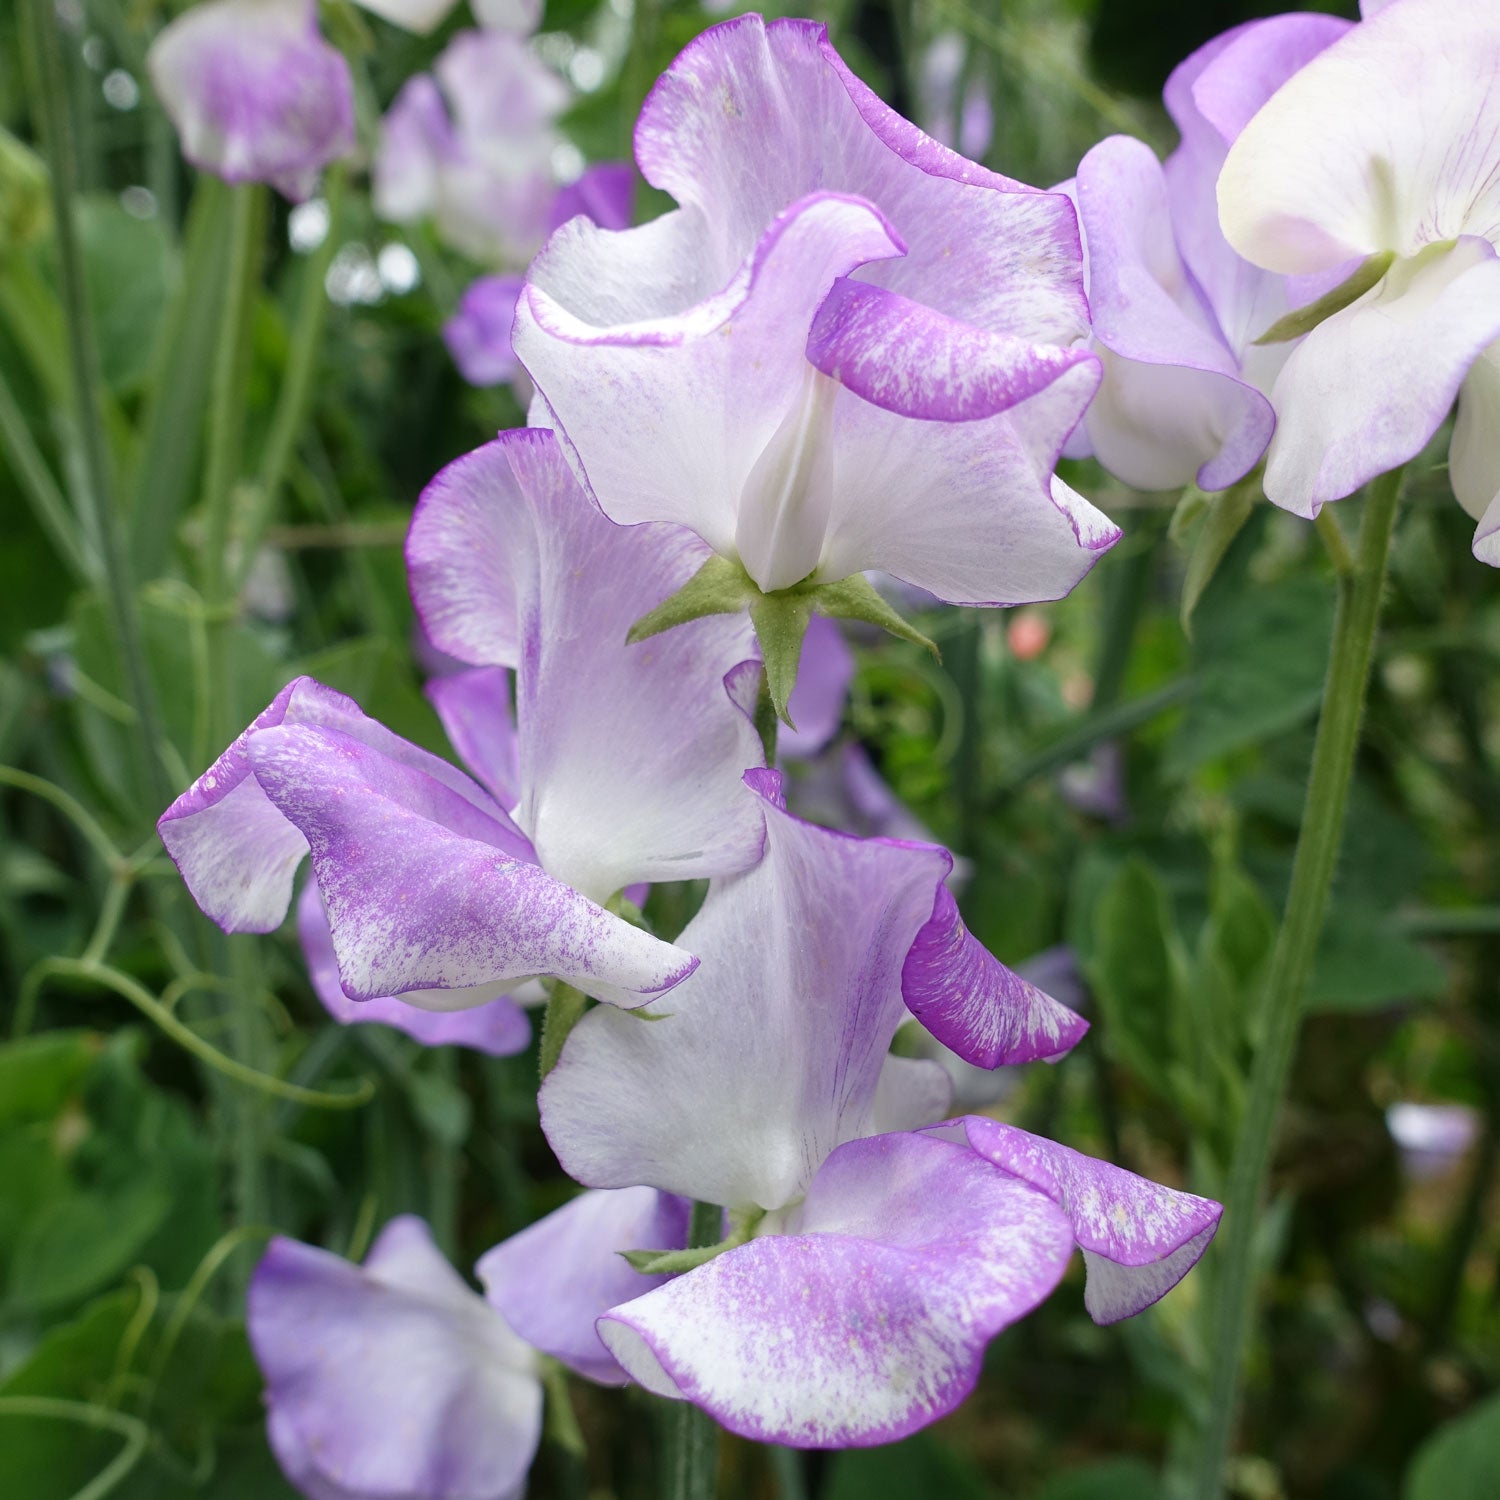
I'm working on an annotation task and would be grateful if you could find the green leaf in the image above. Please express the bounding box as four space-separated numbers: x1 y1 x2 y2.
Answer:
0 1031 100 1129
1033 1458 1160 1500
1179 476 1258 640
1253 250 1395 345
78 195 177 393
1405 1391 1500 1500
1309 906 1447 1012
407 1068 472 1148
825 1434 993 1500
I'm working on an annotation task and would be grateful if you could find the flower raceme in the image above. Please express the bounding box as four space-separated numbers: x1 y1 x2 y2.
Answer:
1215 0 1500 562
515 15 1120 610
533 771 1218 1446
157 428 766 1013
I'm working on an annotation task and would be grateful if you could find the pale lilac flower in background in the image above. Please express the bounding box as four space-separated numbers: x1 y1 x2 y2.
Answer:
160 428 765 1013
1062 14 1348 491
1386 1102 1481 1184
919 32 993 163
373 29 570 267
250 1218 541 1500
1217 0 1500 562
147 0 355 202
538 773 1214 1444
444 165 634 391
251 1200 686 1499
517 15 1118 605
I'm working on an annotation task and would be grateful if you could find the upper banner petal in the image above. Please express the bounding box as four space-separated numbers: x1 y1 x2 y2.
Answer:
597 1133 1073 1447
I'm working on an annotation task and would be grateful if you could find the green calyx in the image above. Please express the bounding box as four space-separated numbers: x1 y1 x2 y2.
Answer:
619 1207 765 1276
1253 249 1395 345
627 555 939 727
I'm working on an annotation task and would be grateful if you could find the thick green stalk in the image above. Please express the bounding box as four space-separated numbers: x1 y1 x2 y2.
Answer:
25 0 171 814
665 1200 723 1500
1190 468 1403 1498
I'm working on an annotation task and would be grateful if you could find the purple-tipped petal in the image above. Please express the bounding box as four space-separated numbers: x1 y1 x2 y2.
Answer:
248 722 697 1008
952 1115 1222 1324
444 276 526 388
902 884 1088 1067
780 615 854 760
1071 135 1273 491
296 882 531 1056
632 15 1085 340
598 1133 1074 1447
1262 237 1500 514
425 667 521 811
157 677 519 935
249 1218 540 1500
408 430 766 902
147 0 353 202
540 773 952 1210
477 1187 690 1385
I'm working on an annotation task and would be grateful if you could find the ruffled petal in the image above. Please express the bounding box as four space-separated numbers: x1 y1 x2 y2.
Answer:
633 15 1086 340
157 677 519 934
147 0 353 201
444 276 526 388
597 1133 1074 1446
901 883 1088 1067
951 1115 1222 1324
516 190 906 571
247 721 697 1008
296 882 531 1056
540 771 951 1211
1218 0 1500 273
1263 237 1500 512
408 430 766 903
477 1187 690 1385
1072 135 1273 490
249 1218 540 1500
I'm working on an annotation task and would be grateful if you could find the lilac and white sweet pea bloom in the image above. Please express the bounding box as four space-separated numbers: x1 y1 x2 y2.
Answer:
538 774 1215 1445
1062 14 1349 491
1217 0 1500 562
249 1217 541 1500
515 15 1118 606
157 674 693 1010
147 0 354 202
406 427 766 905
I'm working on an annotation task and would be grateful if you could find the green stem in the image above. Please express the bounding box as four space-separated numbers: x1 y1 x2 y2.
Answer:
24 0 170 814
539 982 588 1079
231 166 345 592
0 363 93 582
665 1201 722 1500
1190 467 1403 1498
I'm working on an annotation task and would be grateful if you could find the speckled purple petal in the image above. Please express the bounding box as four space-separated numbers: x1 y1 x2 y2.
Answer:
597 1132 1074 1447
247 721 697 1008
444 275 526 388
632 15 1085 341
249 1217 540 1500
1071 135 1273 491
296 882 531 1056
424 667 520 811
952 1115 1222 1324
540 770 952 1211
147 0 353 201
477 1187 690 1385
780 615 854 760
901 883 1087 1067
157 676 522 935
408 430 765 903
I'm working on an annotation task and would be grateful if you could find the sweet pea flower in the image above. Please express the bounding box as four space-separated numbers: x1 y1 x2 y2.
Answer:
159 428 765 1013
537 772 1216 1445
147 0 355 202
251 1197 687 1499
515 15 1118 610
1216 0 1500 562
1063 13 1349 491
